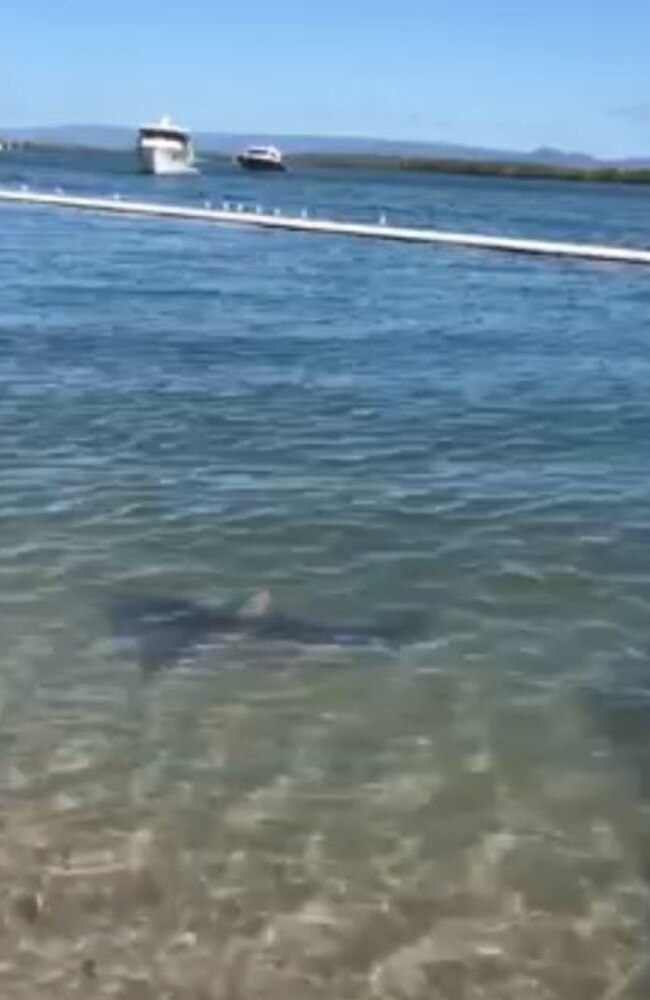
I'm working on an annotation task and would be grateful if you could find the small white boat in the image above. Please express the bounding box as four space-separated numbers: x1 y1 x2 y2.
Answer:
136 116 197 175
235 144 286 172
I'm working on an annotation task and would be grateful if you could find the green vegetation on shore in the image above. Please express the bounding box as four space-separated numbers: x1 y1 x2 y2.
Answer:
289 153 650 184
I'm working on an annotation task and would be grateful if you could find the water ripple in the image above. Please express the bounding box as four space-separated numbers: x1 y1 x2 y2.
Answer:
0 153 649 997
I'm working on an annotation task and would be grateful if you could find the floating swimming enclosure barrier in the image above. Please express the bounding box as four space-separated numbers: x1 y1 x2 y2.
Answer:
2 186 650 267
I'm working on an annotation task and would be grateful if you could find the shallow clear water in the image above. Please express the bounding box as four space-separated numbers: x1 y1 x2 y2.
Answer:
0 149 650 998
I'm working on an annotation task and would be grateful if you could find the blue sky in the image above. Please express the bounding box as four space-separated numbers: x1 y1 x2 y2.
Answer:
2 0 649 157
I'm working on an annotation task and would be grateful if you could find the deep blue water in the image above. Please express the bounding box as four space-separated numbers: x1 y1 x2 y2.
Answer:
0 148 649 998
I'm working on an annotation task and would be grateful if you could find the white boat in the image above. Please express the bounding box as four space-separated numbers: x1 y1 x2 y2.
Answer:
235 144 286 172
136 116 197 175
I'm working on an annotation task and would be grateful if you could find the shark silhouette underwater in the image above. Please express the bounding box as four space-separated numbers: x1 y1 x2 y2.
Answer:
108 588 423 673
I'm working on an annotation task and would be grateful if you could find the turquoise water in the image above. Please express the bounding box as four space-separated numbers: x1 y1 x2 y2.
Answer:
1 149 650 998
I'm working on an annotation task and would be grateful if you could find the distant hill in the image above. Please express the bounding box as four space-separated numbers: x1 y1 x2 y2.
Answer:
2 124 650 169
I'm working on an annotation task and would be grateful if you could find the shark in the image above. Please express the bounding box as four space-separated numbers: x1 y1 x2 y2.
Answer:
108 588 423 673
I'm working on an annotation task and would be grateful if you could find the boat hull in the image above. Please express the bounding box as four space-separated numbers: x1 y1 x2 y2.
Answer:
235 155 286 172
138 144 197 176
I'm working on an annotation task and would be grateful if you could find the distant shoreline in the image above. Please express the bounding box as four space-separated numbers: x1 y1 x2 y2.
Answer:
288 153 650 185
5 140 650 185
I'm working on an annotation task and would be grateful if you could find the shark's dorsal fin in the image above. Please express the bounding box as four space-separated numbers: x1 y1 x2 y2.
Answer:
238 588 272 619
